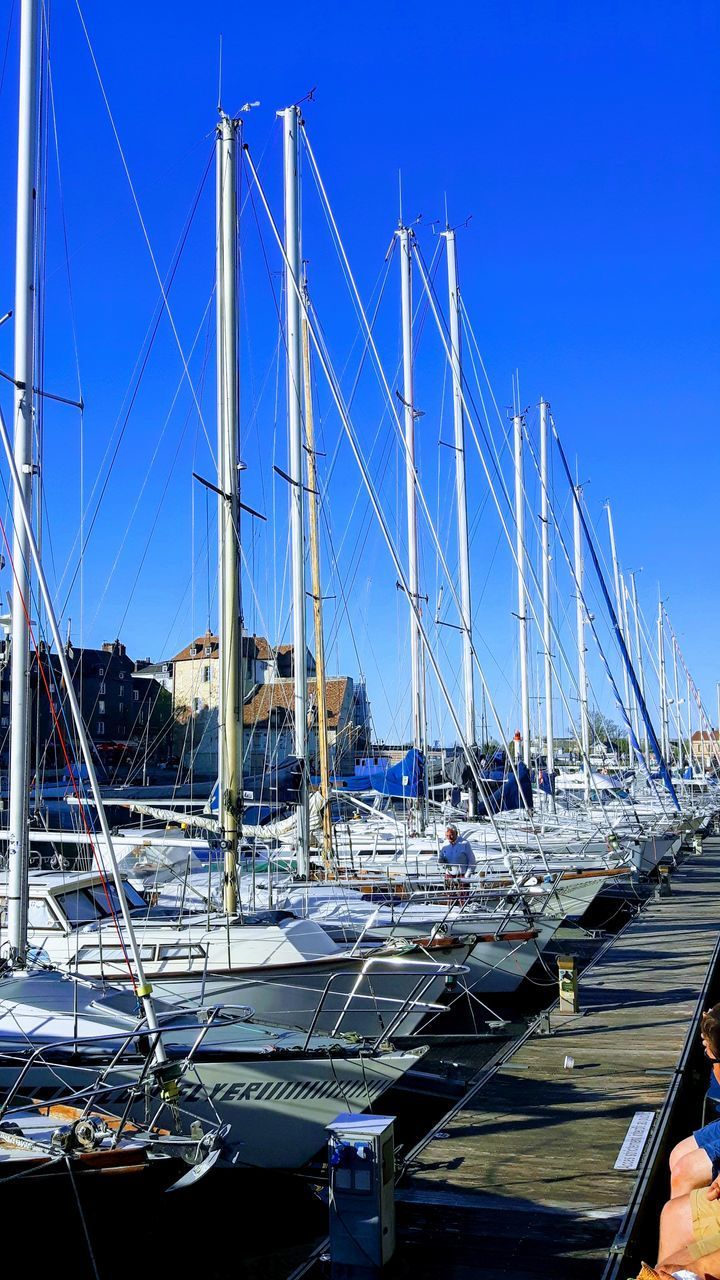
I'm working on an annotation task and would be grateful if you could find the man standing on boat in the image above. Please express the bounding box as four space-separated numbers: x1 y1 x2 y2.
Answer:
439 824 476 902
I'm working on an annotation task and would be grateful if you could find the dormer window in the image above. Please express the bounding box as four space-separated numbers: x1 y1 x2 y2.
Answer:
190 645 199 657
204 645 212 656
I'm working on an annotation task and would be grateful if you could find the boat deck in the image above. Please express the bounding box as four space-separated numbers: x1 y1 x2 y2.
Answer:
391 837 720 1278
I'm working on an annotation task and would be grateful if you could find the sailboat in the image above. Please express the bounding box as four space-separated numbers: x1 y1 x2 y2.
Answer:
0 6 436 1173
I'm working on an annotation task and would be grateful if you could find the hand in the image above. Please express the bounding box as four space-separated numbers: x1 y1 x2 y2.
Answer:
707 1175 720 1201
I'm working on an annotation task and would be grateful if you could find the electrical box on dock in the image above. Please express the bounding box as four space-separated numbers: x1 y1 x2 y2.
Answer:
557 954 579 1014
327 1113 396 1278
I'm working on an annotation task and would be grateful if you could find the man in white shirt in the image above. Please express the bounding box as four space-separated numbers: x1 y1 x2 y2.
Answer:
438 824 476 901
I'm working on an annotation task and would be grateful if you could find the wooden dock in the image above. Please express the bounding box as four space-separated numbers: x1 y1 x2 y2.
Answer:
393 838 720 1279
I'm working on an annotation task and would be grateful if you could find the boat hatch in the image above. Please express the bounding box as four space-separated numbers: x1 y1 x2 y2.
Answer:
53 880 149 925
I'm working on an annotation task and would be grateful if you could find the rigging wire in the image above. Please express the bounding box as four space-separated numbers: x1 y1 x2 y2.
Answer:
56 144 215 616
243 143 545 859
408 243 627 824
290 141 546 841
0 502 137 985
74 0 215 457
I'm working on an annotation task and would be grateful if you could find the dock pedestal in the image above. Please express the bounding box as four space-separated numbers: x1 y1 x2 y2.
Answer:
557 955 579 1014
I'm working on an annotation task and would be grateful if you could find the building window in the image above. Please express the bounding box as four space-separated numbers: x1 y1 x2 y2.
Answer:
119 703 124 715
133 689 139 702
97 720 104 735
99 682 106 694
118 672 125 682
192 697 201 713
139 711 145 725
98 700 105 715
204 644 212 656
202 665 211 684
0 716 7 728
1 690 8 704
98 667 104 677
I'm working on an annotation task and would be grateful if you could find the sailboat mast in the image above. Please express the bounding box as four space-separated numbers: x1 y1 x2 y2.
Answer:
0 403 166 1055
657 600 670 763
686 673 693 772
629 571 650 761
398 224 426 831
216 113 241 915
444 229 475 785
620 574 641 763
606 504 634 768
573 484 590 796
301 271 333 868
671 627 683 769
282 106 310 877
513 413 531 766
7 0 41 961
539 398 555 799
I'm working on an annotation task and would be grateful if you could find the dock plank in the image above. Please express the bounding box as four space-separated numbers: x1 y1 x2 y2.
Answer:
397 838 720 1277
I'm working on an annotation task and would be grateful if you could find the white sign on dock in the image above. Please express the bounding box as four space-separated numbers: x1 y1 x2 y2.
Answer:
614 1111 656 1171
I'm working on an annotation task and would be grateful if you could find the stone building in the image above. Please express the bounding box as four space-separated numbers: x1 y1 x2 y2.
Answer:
690 729 720 769
0 637 172 777
170 629 370 779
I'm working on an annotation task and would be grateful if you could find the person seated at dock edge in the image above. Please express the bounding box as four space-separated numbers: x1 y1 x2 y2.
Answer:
439 824 476 901
631 1011 720 1279
643 1167 720 1278
667 1008 720 1200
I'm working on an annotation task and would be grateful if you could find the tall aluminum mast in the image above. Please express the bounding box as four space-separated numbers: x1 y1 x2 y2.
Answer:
657 601 670 763
282 106 310 876
671 629 683 769
629 571 650 762
0 403 166 1056
573 484 590 796
620 574 641 763
444 228 475 798
216 113 242 915
301 269 333 867
513 414 531 766
686 673 694 772
398 224 426 831
606 504 634 768
539 399 554 804
7 0 41 960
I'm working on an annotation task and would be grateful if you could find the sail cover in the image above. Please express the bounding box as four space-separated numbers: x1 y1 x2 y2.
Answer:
317 748 425 799
476 755 534 815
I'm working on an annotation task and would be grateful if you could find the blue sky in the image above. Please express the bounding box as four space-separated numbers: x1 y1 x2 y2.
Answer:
0 0 717 744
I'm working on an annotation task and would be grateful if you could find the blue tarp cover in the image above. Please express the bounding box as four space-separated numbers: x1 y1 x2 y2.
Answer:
314 748 425 799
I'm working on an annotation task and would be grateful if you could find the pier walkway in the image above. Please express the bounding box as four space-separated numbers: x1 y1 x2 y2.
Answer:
395 838 720 1278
